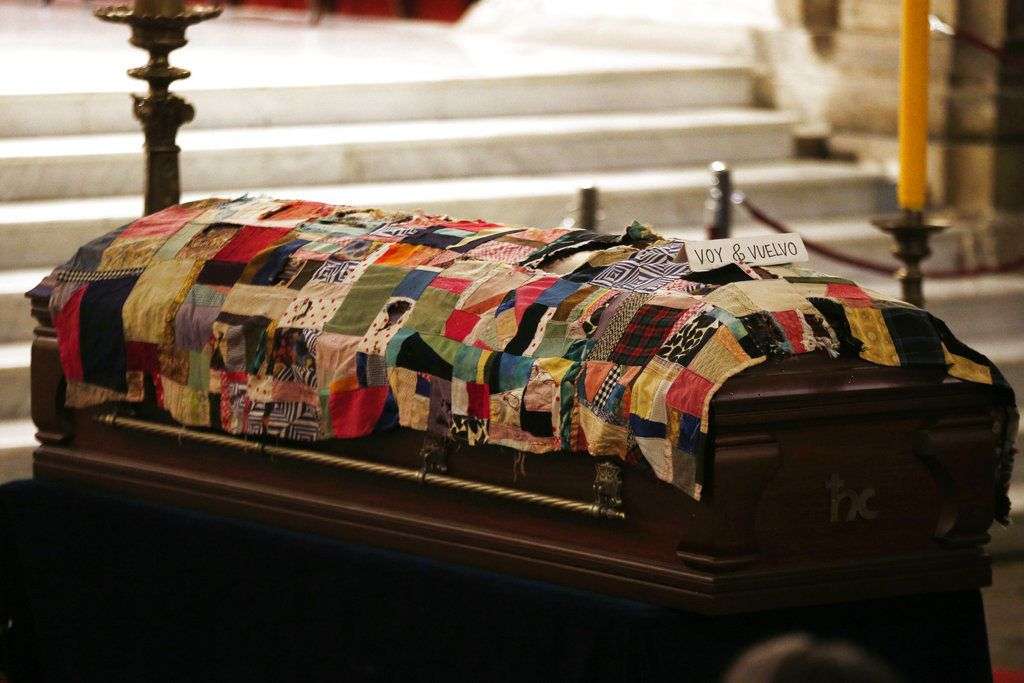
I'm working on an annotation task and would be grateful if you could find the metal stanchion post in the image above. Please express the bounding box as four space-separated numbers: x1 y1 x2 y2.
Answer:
706 162 732 240
577 186 600 231
95 0 221 216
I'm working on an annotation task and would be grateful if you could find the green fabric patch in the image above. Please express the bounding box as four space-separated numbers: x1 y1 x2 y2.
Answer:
385 328 416 365
422 334 463 367
453 344 484 382
188 349 211 391
532 321 571 358
405 287 460 336
434 228 476 238
324 265 407 336
302 241 344 255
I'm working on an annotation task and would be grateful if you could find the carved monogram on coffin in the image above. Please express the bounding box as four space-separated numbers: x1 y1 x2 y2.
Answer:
826 474 879 522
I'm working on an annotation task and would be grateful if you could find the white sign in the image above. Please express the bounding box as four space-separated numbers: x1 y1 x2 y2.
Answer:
685 234 809 272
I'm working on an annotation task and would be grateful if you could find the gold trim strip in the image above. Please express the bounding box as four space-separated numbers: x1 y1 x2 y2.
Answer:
96 413 626 521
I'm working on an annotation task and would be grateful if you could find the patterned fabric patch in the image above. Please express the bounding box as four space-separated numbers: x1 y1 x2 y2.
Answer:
609 304 684 366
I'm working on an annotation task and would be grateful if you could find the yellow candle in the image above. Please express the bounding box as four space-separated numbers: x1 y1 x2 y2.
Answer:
898 0 930 211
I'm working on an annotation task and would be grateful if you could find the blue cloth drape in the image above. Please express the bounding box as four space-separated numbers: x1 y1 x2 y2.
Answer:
0 479 992 682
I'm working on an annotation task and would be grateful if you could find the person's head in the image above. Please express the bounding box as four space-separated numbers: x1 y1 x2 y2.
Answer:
723 634 900 683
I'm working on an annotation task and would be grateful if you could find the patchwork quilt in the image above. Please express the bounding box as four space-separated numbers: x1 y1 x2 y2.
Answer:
35 196 1016 511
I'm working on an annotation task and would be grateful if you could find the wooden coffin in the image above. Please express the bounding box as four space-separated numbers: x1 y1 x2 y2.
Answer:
27 292 1005 615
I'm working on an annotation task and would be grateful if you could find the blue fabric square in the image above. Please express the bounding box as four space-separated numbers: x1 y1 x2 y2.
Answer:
629 414 666 439
535 279 581 307
393 268 438 299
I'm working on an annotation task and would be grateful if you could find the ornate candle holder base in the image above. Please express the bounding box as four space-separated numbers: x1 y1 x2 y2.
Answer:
872 210 946 309
95 4 222 216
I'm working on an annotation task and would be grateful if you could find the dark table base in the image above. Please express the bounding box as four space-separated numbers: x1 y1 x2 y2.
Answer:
0 479 992 682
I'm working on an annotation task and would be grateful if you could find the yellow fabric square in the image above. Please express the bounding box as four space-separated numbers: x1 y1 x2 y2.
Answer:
535 356 574 384
943 345 993 385
846 306 901 367
631 356 676 420
689 327 753 384
122 259 200 344
160 376 210 427
578 405 628 459
495 308 517 349
389 367 427 431
98 236 162 271
475 349 492 384
707 280 814 316
221 284 297 320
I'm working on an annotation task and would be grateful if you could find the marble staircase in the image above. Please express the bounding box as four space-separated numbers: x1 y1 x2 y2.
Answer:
0 7 1019 536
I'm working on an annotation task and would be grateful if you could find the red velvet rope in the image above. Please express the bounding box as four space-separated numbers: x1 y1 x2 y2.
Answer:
735 196 1024 279
932 16 1024 69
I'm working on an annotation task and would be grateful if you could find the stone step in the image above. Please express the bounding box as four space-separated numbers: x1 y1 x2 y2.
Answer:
0 342 30 421
0 160 895 272
0 269 44 344
2 66 754 139
0 419 34 484
0 5 753 137
0 108 797 202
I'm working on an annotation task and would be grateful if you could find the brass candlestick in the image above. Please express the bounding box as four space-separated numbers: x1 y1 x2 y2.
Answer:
95 2 221 216
872 209 945 309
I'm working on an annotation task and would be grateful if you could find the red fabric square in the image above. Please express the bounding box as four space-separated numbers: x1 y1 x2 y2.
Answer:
260 201 333 222
54 286 86 382
120 203 206 239
217 371 250 427
212 226 291 263
444 309 480 341
329 385 388 438
582 361 615 401
432 219 501 231
772 310 806 353
826 283 871 302
466 382 490 419
665 368 714 417
126 341 160 376
431 276 472 294
515 276 558 322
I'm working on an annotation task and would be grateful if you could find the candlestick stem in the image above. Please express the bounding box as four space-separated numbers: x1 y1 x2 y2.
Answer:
95 4 221 215
872 210 945 309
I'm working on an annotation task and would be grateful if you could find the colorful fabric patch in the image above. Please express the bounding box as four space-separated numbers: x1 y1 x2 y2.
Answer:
609 304 683 366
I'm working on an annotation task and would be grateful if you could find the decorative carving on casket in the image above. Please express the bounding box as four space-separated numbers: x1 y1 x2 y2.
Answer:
593 461 624 517
826 474 879 523
912 420 997 549
419 434 450 481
